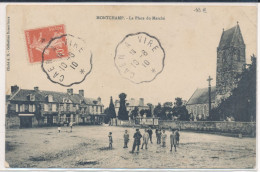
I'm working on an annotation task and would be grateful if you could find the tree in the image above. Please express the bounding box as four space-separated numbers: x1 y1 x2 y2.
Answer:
130 107 139 119
211 55 256 122
147 103 153 117
172 97 189 121
104 108 110 124
118 93 128 120
108 96 116 119
153 103 162 118
163 102 173 108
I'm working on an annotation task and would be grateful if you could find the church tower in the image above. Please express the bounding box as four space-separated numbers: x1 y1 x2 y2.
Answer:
216 22 246 102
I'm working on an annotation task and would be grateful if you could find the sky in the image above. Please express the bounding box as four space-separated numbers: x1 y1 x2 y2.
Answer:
5 5 257 108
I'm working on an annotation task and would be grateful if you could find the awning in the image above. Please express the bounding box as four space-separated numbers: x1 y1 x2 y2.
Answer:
18 114 34 117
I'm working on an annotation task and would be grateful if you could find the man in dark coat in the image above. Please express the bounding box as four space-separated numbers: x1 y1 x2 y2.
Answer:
131 129 142 153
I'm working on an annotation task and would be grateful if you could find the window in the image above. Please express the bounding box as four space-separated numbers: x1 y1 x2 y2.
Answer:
24 104 29 112
44 104 48 111
16 104 19 112
29 104 34 112
48 95 53 102
96 106 98 112
19 104 25 112
52 104 57 112
60 104 64 111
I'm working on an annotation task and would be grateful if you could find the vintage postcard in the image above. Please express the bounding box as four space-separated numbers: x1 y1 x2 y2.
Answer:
3 4 257 169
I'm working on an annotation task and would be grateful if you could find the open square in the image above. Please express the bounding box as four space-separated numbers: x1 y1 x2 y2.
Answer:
5 126 256 168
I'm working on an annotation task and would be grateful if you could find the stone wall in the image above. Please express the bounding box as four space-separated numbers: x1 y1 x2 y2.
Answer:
6 116 20 129
158 120 256 136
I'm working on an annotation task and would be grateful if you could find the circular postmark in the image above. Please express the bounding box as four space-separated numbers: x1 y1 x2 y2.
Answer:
114 32 165 84
42 34 92 87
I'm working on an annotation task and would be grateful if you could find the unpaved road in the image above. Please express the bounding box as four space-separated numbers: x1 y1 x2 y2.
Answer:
5 126 256 169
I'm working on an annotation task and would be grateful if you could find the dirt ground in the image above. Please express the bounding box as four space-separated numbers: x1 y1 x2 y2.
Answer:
5 125 256 169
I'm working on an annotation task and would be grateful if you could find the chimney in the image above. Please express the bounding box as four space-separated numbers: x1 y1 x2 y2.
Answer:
79 90 84 97
97 97 101 103
34 86 39 92
139 98 144 106
11 85 19 95
67 88 73 95
130 98 135 106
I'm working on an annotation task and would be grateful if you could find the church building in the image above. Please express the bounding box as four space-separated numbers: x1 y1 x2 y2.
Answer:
186 22 246 120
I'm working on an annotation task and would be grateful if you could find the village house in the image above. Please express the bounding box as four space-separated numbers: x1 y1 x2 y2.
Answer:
6 85 104 128
114 98 150 118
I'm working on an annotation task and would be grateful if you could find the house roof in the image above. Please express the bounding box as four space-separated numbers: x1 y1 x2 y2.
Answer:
218 24 244 49
186 86 216 105
9 89 103 106
114 99 148 108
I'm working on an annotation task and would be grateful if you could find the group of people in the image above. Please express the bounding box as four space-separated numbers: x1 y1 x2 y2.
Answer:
108 127 180 153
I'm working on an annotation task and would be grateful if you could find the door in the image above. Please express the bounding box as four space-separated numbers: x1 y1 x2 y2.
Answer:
47 115 53 125
20 116 32 128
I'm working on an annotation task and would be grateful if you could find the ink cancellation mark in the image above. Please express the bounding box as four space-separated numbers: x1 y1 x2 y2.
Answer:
114 32 165 84
42 34 93 87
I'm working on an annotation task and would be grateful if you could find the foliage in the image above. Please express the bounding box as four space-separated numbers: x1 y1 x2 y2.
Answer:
104 108 110 124
172 98 189 121
108 96 116 119
130 107 139 119
118 93 129 120
210 55 256 122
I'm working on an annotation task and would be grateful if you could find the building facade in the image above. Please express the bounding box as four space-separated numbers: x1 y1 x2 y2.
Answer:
6 85 104 128
114 98 149 118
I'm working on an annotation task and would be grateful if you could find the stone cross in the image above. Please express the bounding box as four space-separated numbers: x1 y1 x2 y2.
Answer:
207 76 213 87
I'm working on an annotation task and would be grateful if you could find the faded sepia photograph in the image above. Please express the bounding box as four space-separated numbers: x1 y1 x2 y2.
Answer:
4 4 257 169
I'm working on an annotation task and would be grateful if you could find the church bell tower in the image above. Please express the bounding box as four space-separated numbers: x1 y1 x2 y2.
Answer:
216 22 246 102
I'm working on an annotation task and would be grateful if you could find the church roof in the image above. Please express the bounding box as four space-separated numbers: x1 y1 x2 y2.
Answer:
187 86 216 105
218 23 244 49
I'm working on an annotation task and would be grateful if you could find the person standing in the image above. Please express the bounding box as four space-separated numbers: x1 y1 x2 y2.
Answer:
123 130 129 148
161 129 167 147
131 129 142 153
176 129 180 145
108 132 113 149
147 127 153 144
69 121 73 132
57 123 61 133
155 128 159 144
170 129 177 152
157 129 162 144
141 129 149 149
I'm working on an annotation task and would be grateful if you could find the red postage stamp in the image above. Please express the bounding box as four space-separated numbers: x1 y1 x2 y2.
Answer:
25 24 68 63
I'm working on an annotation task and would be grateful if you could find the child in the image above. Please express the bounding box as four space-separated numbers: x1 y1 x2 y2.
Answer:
69 121 73 132
157 129 162 144
108 132 113 149
123 130 129 148
58 123 61 133
141 129 149 149
170 129 177 152
161 129 167 147
176 129 180 145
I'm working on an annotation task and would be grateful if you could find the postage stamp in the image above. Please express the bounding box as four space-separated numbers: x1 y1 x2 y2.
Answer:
114 32 165 84
25 24 68 63
41 34 93 87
